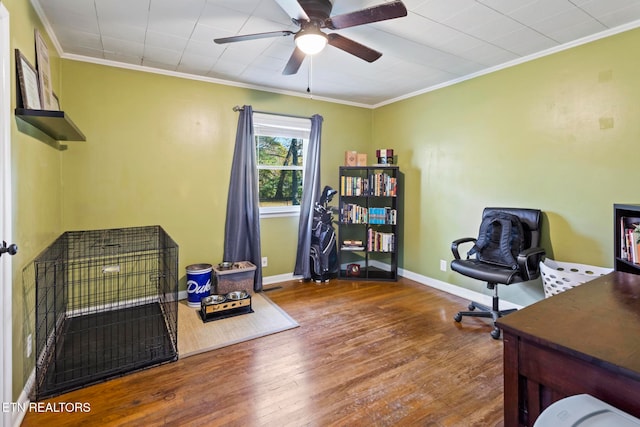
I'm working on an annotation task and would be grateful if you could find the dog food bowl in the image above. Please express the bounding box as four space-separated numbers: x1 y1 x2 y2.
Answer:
202 294 226 305
218 261 235 270
226 290 249 300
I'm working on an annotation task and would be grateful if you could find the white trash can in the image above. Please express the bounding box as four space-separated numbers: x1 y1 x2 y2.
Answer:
534 394 640 427
540 259 612 298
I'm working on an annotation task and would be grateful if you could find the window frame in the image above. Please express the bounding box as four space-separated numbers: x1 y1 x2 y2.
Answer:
253 113 311 218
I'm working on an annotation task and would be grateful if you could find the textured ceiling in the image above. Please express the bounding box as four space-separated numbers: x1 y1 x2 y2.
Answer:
33 0 640 107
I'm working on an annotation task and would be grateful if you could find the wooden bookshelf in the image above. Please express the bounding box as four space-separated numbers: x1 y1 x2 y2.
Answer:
338 166 399 281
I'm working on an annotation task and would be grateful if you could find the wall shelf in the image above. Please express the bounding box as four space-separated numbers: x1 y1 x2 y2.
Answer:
15 108 86 141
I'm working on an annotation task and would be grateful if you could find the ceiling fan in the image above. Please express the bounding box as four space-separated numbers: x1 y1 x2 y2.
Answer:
213 0 408 75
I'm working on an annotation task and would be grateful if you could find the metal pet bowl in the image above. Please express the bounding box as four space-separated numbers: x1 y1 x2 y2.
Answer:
202 295 226 305
218 261 235 270
226 290 249 300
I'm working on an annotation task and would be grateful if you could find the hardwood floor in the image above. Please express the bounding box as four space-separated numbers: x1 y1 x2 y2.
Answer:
21 277 505 426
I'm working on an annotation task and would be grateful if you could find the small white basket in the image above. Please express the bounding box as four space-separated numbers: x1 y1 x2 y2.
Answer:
540 258 613 298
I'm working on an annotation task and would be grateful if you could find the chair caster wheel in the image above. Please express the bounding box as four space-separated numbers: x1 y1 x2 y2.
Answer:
491 328 501 339
468 303 476 311
454 313 462 322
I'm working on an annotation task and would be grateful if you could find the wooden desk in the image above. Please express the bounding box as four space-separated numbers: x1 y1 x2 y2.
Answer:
496 272 640 427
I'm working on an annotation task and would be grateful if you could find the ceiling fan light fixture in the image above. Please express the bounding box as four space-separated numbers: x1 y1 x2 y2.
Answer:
294 29 328 55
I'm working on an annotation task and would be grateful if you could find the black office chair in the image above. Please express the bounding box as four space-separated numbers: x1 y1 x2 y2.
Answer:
451 207 545 339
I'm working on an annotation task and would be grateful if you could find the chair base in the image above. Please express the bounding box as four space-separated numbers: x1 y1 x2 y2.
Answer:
454 295 517 339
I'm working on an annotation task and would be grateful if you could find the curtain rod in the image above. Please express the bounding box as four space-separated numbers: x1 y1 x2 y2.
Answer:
232 105 312 120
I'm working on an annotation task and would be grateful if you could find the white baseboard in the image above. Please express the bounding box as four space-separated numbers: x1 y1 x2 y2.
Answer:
261 267 522 310
263 272 302 286
398 268 522 310
12 369 34 427
366 260 523 310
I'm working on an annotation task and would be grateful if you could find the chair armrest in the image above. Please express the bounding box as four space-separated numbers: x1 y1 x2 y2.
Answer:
451 237 477 260
517 247 546 281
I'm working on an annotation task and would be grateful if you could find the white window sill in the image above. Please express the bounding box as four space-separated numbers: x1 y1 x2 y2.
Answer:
260 207 301 219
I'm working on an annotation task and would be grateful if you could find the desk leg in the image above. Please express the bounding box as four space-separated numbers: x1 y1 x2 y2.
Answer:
502 331 521 427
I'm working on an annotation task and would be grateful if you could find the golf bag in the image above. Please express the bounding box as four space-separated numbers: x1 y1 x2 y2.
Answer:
310 186 339 282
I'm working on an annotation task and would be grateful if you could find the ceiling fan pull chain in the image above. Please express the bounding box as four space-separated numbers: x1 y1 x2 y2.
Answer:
307 56 313 97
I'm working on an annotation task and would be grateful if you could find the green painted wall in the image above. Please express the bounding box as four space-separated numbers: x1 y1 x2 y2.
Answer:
372 28 640 304
58 60 372 285
4 0 64 400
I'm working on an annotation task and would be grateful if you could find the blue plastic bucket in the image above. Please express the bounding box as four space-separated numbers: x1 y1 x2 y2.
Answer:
186 263 212 308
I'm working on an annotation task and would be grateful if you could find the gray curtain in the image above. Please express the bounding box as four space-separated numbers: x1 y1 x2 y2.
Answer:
294 114 324 279
224 105 262 291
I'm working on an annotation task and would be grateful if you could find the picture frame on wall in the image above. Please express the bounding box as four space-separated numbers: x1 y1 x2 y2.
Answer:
35 29 55 110
15 49 41 109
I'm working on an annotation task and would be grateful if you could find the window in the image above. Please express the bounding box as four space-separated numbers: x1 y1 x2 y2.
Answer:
253 113 311 217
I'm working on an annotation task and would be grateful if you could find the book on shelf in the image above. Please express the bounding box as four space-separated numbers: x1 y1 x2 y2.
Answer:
340 175 368 196
341 203 397 226
340 202 368 224
619 217 640 264
367 228 395 252
341 240 365 251
341 203 397 225
369 172 397 197
367 207 397 225
340 172 397 197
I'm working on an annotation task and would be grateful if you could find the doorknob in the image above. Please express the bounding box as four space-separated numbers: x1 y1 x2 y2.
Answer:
0 241 17 257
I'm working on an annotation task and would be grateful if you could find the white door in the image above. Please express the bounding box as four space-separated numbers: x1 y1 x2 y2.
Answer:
0 4 14 427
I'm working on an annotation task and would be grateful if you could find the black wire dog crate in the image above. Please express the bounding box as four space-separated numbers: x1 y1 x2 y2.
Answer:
28 225 179 400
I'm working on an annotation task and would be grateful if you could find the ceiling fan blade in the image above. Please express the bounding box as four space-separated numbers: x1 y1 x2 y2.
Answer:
325 1 408 30
214 30 294 44
327 33 382 63
274 0 310 22
283 47 306 75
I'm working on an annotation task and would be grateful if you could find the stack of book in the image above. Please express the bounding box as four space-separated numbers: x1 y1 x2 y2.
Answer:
367 228 395 252
341 240 365 251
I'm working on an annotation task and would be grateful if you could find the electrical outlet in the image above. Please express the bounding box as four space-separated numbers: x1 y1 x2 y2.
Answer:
262 257 268 267
440 259 447 272
26 334 32 358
